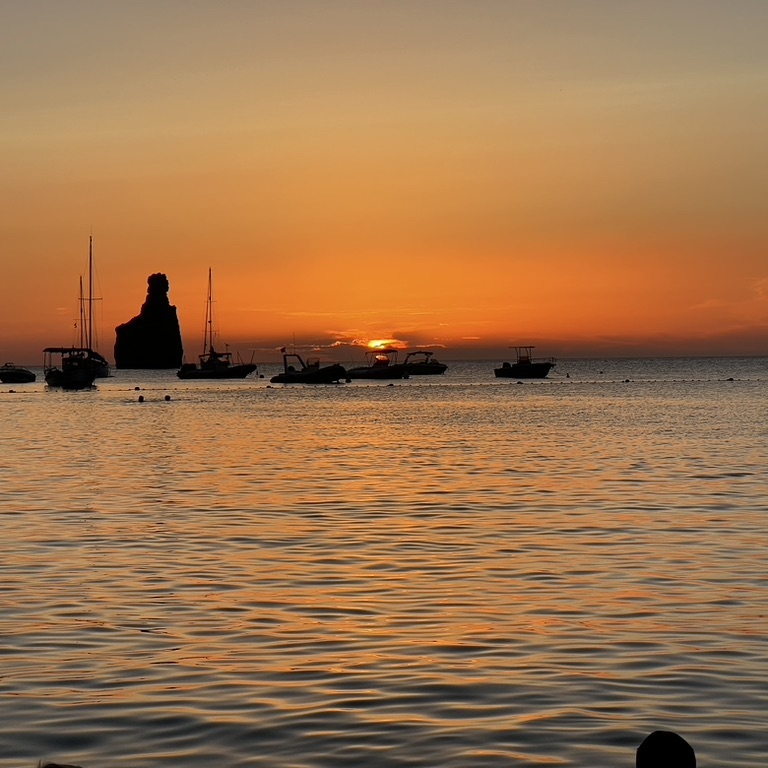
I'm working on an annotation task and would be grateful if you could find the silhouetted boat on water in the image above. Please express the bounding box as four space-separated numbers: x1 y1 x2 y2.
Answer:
177 268 257 380
0 362 36 384
403 350 448 375
494 346 556 379
346 348 410 380
43 347 98 389
270 351 347 384
80 236 110 378
43 237 109 389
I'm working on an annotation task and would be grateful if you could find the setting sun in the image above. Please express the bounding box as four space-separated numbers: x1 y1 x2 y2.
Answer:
367 339 404 350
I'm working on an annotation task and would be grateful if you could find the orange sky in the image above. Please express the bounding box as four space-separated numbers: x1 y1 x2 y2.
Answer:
2 1 767 365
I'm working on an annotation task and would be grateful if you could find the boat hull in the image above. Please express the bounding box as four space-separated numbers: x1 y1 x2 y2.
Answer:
0 365 36 384
405 363 447 375
494 362 554 379
43 348 99 389
45 368 97 389
177 363 258 380
271 364 347 384
89 355 111 378
402 351 447 376
346 365 409 380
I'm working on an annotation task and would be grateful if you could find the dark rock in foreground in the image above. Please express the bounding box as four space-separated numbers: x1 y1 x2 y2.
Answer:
114 273 184 369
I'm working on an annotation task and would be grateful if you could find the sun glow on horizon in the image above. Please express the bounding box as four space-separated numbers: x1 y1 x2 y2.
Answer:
1 3 767 363
367 338 404 350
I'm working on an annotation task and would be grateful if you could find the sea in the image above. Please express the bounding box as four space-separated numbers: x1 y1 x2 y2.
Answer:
1 357 766 768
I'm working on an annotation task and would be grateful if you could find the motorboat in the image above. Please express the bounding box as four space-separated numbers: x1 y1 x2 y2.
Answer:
346 348 409 380
494 346 555 379
270 352 347 384
403 350 448 375
0 362 36 384
43 347 98 389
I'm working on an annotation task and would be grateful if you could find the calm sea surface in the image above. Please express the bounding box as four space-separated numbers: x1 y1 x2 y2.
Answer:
2 358 767 767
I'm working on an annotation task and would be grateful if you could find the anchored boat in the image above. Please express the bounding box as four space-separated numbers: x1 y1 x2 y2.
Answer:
80 236 110 378
270 351 347 384
403 350 448 375
43 237 110 388
177 269 257 380
0 362 36 384
43 347 98 389
494 346 555 379
346 348 409 380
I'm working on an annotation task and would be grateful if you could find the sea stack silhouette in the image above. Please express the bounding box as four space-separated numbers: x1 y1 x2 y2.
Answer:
114 273 184 369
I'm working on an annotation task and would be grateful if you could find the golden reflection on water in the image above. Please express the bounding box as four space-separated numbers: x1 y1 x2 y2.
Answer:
1 364 767 766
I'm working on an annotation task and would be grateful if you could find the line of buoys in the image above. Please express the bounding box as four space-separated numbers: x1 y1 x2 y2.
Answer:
30 729 699 768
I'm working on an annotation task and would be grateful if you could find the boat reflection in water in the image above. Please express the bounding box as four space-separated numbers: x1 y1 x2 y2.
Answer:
494 346 556 379
346 348 409 380
270 351 347 384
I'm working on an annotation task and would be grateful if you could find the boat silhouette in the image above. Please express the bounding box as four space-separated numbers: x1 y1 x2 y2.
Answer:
177 269 257 380
346 348 409 380
270 351 347 384
43 237 109 389
43 347 98 389
494 346 556 379
0 362 36 384
403 350 448 375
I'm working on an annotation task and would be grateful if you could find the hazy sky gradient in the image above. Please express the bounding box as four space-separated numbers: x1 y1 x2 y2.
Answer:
2 0 767 363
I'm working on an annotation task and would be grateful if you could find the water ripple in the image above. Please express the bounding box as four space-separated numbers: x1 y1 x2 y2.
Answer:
1 362 767 766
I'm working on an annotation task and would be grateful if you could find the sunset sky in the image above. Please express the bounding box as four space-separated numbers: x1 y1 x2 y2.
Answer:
2 0 767 365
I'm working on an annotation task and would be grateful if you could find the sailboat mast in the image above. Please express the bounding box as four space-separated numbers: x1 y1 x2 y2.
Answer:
87 235 94 351
205 267 213 353
78 275 86 348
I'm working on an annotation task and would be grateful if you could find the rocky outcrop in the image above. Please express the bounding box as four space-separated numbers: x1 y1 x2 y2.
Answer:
114 273 184 369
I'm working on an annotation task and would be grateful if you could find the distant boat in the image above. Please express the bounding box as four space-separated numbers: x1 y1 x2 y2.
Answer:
80 236 110 378
43 347 98 389
43 237 109 389
270 351 347 384
346 348 409 380
403 350 448 375
494 346 555 379
0 362 36 384
177 268 258 380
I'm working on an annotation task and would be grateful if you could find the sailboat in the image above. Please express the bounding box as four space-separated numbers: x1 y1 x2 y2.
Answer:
177 268 258 380
43 236 109 389
81 236 110 378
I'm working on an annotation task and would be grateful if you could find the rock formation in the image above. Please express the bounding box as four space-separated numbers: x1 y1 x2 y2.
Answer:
114 273 184 369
